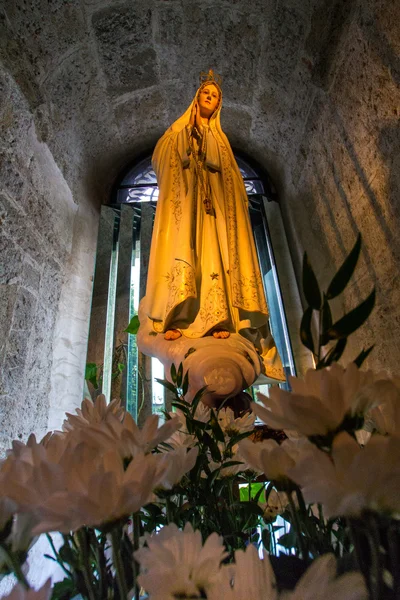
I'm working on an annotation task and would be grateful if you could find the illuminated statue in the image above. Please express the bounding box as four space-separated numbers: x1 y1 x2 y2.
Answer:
139 71 284 392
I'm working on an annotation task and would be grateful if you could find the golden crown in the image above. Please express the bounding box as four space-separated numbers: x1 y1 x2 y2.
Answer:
199 69 223 88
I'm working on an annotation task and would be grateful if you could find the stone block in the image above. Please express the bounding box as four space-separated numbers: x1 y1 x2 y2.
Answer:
38 260 63 316
21 259 41 296
305 0 357 91
92 3 158 94
0 71 34 158
0 153 26 201
0 396 20 446
0 284 17 366
1 330 29 401
114 87 168 146
4 329 29 371
0 235 24 286
0 192 49 267
11 287 37 331
3 1 86 82
262 4 306 85
221 106 252 149
153 3 184 80
161 79 195 127
181 4 262 105
41 45 119 181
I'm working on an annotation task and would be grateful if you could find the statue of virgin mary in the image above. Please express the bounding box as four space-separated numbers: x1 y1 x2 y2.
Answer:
142 70 284 381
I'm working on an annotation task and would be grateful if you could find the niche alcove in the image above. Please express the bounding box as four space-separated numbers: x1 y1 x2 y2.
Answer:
85 152 305 423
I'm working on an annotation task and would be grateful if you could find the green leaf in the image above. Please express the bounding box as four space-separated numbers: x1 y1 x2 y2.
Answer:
184 347 196 358
321 294 332 336
182 370 189 396
124 314 140 334
190 386 208 418
317 338 347 369
353 345 374 367
85 363 98 389
232 501 264 518
254 484 267 503
203 432 222 462
51 578 76 600
171 402 190 415
278 529 297 550
117 362 125 373
239 482 265 502
326 234 362 299
209 409 225 442
262 528 271 551
302 252 321 309
300 306 315 353
176 363 183 388
170 363 177 384
325 288 376 340
155 378 178 396
226 430 253 449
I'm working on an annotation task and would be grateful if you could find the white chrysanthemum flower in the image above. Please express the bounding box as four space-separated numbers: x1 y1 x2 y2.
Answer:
222 544 277 600
238 437 310 482
193 402 212 423
286 553 367 600
7 431 69 465
162 427 197 450
2 441 166 533
121 413 181 454
217 407 256 436
203 442 247 478
39 450 166 533
70 412 181 460
254 363 380 438
161 411 196 449
62 395 124 432
135 523 228 600
216 547 366 600
157 447 199 489
162 405 211 450
367 378 400 435
207 456 246 478
2 580 52 600
289 431 400 518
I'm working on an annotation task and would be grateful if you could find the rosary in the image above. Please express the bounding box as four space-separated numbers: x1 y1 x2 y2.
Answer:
186 124 213 215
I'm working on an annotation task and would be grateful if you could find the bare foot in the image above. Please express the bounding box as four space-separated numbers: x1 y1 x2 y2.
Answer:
212 330 230 339
164 329 182 340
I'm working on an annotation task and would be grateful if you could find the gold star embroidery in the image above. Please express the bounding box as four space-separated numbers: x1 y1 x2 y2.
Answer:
210 272 219 280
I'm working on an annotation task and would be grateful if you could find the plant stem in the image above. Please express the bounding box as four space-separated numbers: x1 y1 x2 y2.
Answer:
45 533 72 579
111 527 129 600
166 496 173 524
367 513 383 600
90 530 106 600
77 529 96 600
286 491 307 560
132 513 141 600
387 523 400 600
0 544 30 589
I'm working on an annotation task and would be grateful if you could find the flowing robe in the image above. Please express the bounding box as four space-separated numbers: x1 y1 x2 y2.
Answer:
145 119 271 342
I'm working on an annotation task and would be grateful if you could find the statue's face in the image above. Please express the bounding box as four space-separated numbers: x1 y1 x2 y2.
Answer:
198 84 220 118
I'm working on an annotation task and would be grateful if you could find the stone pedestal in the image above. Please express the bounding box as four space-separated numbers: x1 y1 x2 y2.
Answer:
137 297 282 406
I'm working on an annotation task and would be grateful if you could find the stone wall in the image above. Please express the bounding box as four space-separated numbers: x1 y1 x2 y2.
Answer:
281 0 400 373
0 0 399 454
0 65 99 452
0 68 73 450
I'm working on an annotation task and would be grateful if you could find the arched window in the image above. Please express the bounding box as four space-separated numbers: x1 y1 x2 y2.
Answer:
85 153 297 421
